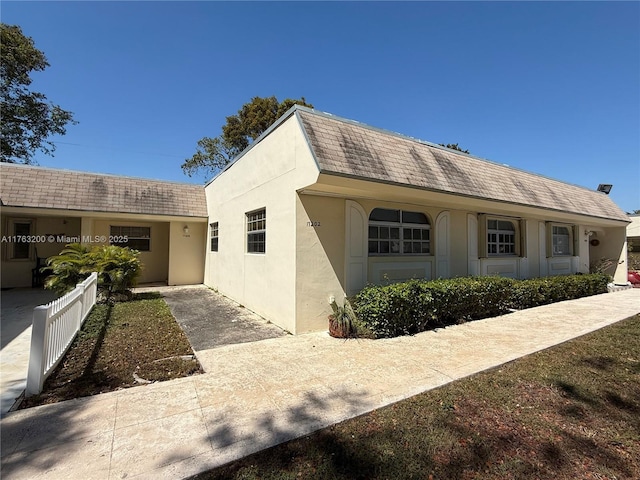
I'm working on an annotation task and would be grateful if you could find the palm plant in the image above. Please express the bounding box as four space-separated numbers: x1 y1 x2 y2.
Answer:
90 245 142 297
43 243 93 294
44 243 142 300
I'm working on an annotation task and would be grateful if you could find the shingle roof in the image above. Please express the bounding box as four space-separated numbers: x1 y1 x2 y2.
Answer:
296 108 629 222
0 163 207 217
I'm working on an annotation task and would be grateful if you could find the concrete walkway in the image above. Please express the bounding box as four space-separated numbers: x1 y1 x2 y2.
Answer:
134 285 287 351
1 289 639 480
0 289 58 416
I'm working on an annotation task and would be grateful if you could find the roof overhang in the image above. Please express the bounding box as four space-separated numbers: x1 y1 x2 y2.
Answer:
298 172 630 227
0 205 208 223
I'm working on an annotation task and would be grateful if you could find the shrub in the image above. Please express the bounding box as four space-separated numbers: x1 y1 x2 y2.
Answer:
90 245 142 297
43 243 142 298
354 274 610 338
43 243 93 294
507 274 609 309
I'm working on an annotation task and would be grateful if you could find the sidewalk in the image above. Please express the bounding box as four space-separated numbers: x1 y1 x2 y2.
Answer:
1 289 639 480
0 289 58 416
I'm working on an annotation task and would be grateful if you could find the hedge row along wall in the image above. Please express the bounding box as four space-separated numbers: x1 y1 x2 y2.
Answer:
353 274 610 338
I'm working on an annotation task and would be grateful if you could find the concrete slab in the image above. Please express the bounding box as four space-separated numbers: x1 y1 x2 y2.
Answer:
0 289 638 480
133 284 288 352
0 288 58 417
1 289 58 349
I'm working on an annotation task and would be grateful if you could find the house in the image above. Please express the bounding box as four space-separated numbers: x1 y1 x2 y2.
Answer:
203 106 630 334
0 106 630 335
628 213 640 270
1 164 208 288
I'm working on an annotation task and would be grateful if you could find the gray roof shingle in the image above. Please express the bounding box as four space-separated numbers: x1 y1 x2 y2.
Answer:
296 108 629 222
0 164 207 218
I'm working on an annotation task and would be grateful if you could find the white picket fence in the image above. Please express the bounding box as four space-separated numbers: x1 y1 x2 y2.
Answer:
26 272 98 397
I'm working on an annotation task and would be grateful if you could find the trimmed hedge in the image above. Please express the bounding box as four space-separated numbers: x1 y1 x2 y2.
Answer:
353 274 610 338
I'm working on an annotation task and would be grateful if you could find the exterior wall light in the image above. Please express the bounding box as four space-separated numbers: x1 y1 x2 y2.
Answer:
183 225 190 234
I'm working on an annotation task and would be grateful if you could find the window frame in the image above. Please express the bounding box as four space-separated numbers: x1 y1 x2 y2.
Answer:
368 208 431 256
110 225 151 252
478 214 524 258
246 208 266 254
548 223 575 257
486 218 517 256
210 222 219 252
10 219 33 260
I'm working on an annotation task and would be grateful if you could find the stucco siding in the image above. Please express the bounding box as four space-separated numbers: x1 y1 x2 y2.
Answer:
168 221 206 285
204 115 320 333
93 219 169 284
295 194 346 333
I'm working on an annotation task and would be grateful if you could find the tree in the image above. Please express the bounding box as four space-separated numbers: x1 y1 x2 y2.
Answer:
1 23 77 163
182 96 313 178
439 143 470 154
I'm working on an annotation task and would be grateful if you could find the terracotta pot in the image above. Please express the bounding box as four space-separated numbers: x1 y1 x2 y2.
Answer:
328 315 348 338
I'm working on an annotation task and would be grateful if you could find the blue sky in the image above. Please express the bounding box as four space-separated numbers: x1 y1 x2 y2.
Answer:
3 1 639 213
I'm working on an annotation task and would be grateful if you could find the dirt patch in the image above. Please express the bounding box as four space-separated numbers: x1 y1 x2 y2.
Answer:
20 293 202 409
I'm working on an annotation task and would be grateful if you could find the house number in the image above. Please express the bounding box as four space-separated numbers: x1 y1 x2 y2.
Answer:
307 221 321 227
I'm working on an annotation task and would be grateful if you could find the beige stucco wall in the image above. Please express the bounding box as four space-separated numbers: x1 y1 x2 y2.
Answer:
628 215 640 238
304 174 629 284
204 114 320 334
586 225 629 283
93 219 169 284
168 221 206 285
295 194 346 332
293 184 628 332
1 214 82 288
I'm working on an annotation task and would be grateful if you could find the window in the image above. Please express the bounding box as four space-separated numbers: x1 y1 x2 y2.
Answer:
487 219 516 256
368 208 430 255
247 209 266 253
13 221 32 259
478 215 525 258
110 226 151 251
210 222 219 252
550 224 574 256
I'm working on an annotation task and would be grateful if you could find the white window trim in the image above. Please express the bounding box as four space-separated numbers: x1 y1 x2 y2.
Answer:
368 209 431 256
547 222 575 257
246 208 266 254
479 214 523 258
210 222 219 252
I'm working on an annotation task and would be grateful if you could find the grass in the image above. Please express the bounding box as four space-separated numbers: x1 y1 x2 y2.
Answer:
189 314 640 480
20 292 202 408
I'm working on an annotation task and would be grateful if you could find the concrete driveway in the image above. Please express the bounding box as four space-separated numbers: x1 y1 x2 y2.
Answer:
133 284 287 351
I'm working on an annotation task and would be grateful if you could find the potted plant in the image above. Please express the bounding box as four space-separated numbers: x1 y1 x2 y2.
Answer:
329 299 357 338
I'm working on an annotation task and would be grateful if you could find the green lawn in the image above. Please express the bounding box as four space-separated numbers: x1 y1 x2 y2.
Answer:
190 314 640 480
